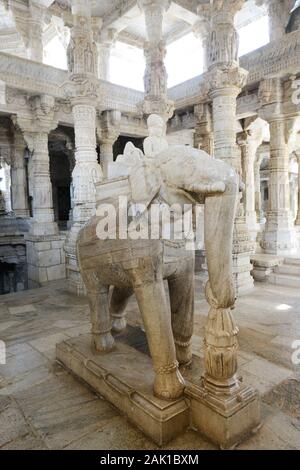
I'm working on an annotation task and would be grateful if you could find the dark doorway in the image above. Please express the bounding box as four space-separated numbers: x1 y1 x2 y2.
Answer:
50 153 71 230
113 135 144 160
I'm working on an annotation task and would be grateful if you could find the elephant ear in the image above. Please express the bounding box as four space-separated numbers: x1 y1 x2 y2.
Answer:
128 159 162 210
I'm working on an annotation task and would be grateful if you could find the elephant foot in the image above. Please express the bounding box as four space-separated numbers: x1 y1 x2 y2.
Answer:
175 339 192 368
153 362 185 400
111 317 127 334
91 332 115 354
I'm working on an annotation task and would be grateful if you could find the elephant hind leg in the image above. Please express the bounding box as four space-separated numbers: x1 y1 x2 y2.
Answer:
110 286 133 334
81 270 115 354
168 258 195 367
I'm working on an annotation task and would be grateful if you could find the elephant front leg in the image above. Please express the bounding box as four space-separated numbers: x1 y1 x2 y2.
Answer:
168 257 195 367
110 286 133 334
82 270 115 353
126 258 185 400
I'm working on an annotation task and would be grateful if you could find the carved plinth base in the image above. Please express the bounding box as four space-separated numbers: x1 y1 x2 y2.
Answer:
26 233 67 289
56 335 190 446
186 382 260 449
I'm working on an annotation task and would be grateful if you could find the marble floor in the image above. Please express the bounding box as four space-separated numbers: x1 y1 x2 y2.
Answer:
0 277 300 450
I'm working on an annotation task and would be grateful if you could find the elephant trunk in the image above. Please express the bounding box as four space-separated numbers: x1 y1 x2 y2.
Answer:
204 172 238 309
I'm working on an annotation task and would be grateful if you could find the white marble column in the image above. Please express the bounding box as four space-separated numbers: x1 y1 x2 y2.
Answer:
65 0 102 295
97 110 121 178
10 130 29 218
194 3 211 72
194 104 214 155
191 0 260 450
16 95 68 288
255 0 294 42
23 131 57 236
254 156 264 223
27 1 46 62
71 103 102 223
138 0 174 120
295 151 300 226
17 95 58 236
206 0 254 295
260 112 296 253
239 127 264 240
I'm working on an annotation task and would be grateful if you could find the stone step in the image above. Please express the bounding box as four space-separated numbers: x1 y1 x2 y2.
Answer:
284 257 300 266
275 264 300 276
268 272 300 288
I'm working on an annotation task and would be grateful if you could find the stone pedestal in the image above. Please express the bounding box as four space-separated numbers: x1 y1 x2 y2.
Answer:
56 335 190 446
56 333 261 449
187 382 260 450
26 233 66 288
250 254 284 282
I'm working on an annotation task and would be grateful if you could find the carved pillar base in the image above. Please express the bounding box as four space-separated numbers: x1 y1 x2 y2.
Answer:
261 215 297 255
233 212 255 294
186 288 260 449
26 233 67 289
187 381 260 449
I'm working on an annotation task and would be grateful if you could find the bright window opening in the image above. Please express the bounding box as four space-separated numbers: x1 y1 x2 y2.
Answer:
110 41 145 91
238 15 269 56
166 32 203 88
44 36 68 70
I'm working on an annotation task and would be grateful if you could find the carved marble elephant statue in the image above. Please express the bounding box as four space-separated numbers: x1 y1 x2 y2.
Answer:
77 145 238 400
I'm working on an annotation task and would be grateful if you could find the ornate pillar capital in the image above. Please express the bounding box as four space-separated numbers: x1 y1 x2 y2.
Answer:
207 66 248 98
97 109 121 145
15 94 58 137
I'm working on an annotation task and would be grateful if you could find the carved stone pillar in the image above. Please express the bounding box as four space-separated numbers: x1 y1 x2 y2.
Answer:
209 71 254 294
65 0 103 295
24 130 58 235
93 26 116 81
28 1 46 62
238 127 264 241
194 103 214 155
206 0 254 295
194 3 211 72
255 0 294 42
16 95 67 288
259 79 297 254
254 155 264 223
189 0 260 450
295 151 300 226
138 0 174 120
10 129 29 218
97 110 121 177
16 96 58 236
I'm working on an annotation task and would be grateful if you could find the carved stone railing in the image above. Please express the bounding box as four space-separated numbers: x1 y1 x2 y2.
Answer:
169 30 300 110
1 29 300 122
0 52 67 97
240 29 300 84
0 52 144 115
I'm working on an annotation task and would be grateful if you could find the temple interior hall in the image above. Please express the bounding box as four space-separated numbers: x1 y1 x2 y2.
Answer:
1 0 300 452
